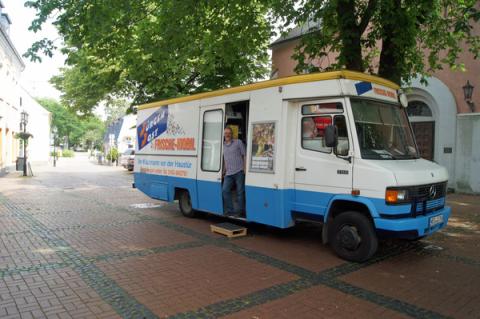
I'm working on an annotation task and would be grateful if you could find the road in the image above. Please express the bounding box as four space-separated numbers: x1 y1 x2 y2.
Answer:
0 153 479 318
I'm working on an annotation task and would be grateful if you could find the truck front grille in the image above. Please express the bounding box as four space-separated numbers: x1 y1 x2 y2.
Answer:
410 182 447 216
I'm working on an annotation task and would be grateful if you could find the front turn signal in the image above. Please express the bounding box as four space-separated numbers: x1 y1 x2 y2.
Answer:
385 189 408 204
385 190 399 204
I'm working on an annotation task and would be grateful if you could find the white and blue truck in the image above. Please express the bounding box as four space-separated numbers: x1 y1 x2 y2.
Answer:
133 70 451 262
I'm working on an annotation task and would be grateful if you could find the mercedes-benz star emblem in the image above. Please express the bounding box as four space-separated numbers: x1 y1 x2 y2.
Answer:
429 185 437 198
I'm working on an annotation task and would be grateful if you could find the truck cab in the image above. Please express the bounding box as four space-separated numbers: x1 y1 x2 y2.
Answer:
295 95 450 261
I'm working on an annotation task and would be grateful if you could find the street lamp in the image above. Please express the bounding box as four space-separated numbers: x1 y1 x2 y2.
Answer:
52 126 58 167
20 110 29 176
462 80 475 112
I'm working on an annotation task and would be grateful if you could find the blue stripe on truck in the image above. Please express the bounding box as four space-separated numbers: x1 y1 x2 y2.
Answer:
133 172 450 238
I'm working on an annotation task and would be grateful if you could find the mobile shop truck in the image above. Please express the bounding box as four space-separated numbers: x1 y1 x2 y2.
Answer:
133 70 451 262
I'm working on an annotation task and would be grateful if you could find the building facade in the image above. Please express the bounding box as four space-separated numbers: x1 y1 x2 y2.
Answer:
103 114 136 155
0 1 50 173
270 21 479 193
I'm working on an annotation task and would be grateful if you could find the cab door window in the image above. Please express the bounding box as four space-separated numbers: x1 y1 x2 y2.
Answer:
301 116 332 153
334 115 349 156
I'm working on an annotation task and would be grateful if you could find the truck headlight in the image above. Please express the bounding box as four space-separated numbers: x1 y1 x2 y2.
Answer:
385 188 409 204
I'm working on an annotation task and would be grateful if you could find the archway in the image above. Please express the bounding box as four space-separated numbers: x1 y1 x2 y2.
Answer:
406 76 457 185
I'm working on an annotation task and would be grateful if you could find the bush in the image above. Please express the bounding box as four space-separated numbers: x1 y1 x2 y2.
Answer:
106 148 119 162
50 151 61 157
62 149 75 157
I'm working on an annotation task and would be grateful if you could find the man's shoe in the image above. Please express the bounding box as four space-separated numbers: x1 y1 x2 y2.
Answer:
226 211 240 217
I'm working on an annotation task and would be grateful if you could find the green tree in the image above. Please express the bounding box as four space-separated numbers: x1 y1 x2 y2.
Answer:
26 0 272 115
270 0 479 84
82 117 105 150
104 98 129 127
37 98 105 148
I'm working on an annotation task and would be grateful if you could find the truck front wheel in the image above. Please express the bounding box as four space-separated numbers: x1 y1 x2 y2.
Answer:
178 190 196 218
329 211 378 262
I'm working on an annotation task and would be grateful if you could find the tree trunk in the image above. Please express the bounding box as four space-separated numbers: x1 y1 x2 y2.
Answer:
378 0 403 85
378 35 402 84
336 0 364 72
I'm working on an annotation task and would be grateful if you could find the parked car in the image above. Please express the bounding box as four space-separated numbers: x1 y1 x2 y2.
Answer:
120 149 135 171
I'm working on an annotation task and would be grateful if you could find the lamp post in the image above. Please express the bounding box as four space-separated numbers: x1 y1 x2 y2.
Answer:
20 111 29 176
462 80 475 112
52 126 58 167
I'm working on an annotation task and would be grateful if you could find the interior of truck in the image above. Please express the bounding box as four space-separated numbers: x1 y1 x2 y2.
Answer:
225 101 249 144
223 100 249 217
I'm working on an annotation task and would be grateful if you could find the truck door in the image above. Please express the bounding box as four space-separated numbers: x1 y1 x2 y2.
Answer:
197 104 225 214
294 99 353 216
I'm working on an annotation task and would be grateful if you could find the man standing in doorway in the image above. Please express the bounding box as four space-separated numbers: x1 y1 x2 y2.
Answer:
223 126 245 216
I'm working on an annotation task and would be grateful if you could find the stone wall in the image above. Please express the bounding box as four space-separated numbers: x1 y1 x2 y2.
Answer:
454 114 480 193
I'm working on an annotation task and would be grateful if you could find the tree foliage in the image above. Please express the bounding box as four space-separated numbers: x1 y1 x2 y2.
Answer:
26 0 272 114
37 98 105 148
270 0 480 84
26 0 479 104
104 99 129 127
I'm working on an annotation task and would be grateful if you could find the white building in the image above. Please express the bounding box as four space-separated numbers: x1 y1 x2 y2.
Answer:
0 1 50 173
117 114 136 153
20 88 51 163
104 114 136 154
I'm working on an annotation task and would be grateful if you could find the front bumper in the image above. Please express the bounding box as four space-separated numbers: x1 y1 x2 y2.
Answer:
374 206 451 238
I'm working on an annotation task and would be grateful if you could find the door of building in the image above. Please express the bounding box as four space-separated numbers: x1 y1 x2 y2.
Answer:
412 121 435 161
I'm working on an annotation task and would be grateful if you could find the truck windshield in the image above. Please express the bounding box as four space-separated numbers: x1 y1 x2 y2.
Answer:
351 98 419 160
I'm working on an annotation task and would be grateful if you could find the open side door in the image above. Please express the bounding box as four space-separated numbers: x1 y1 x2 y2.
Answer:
196 104 225 214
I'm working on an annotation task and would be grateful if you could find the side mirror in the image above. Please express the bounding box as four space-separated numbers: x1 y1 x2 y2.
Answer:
324 125 337 148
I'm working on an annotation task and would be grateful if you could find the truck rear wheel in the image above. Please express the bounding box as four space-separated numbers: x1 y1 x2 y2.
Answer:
329 211 378 262
178 190 196 218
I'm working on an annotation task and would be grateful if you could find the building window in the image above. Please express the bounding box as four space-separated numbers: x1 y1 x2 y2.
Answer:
407 101 432 117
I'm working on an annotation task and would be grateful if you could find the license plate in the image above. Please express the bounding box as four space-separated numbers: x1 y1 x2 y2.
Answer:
429 214 444 227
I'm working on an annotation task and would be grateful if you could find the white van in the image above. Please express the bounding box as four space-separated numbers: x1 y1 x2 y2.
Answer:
133 70 450 262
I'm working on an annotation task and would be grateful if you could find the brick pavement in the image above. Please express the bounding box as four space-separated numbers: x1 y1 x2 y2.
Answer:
0 153 478 318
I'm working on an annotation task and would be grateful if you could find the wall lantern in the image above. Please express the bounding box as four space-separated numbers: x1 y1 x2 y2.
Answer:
20 110 29 127
462 80 475 112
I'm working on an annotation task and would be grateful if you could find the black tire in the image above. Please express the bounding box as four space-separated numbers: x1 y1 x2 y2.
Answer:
328 211 378 262
178 190 196 218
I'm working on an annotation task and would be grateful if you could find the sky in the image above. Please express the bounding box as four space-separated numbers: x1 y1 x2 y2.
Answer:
3 0 65 100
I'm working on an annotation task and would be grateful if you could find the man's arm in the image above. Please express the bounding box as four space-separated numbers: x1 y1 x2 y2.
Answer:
222 156 226 177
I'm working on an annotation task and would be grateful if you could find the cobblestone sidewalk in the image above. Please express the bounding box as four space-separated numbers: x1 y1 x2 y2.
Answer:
0 154 479 318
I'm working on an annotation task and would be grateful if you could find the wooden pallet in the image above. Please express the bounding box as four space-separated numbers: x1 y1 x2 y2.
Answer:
210 222 247 238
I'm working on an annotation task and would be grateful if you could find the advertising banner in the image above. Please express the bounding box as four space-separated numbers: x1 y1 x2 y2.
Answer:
250 122 276 173
136 103 199 177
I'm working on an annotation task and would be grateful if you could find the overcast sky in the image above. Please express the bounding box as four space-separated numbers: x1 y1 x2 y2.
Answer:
3 0 65 100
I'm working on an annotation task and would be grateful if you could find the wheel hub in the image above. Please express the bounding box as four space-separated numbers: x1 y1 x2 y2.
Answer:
338 225 362 250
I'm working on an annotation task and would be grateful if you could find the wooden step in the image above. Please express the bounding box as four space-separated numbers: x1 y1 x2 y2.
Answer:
210 222 247 238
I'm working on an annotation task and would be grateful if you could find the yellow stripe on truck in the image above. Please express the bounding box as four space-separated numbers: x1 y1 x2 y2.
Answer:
137 70 400 110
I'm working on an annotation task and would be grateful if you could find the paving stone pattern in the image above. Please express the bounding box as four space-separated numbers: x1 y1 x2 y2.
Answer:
0 154 479 318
